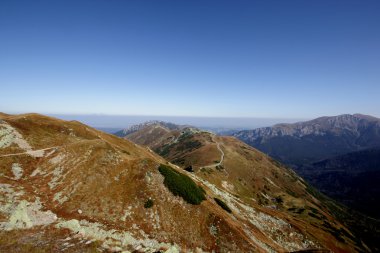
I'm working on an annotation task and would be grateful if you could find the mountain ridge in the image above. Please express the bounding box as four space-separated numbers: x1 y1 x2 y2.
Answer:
114 120 187 137
233 113 380 166
239 113 380 138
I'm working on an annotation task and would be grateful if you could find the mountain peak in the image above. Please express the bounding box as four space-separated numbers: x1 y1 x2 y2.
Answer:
114 120 186 137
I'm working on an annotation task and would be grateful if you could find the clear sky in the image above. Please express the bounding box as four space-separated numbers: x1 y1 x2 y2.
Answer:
1 0 379 118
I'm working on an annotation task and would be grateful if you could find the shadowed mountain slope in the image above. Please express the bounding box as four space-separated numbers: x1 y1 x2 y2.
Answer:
298 148 380 219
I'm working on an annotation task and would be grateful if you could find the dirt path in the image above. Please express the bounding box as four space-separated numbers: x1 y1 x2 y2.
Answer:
204 136 225 168
0 146 59 158
0 139 100 158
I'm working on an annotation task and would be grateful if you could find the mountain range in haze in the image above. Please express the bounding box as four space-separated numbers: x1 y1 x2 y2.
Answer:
1 113 379 252
49 114 303 130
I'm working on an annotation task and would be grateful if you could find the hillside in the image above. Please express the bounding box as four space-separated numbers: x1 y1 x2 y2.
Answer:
233 114 380 167
121 121 380 252
1 113 373 252
298 148 380 219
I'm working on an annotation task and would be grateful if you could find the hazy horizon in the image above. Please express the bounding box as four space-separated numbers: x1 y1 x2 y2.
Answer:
46 113 306 129
3 110 378 129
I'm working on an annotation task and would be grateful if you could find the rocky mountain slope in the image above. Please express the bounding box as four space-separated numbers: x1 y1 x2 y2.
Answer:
233 114 380 167
298 147 380 219
1 113 372 252
120 121 379 252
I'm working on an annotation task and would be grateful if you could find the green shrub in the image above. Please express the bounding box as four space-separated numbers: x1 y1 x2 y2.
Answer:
287 207 305 214
144 199 154 208
158 144 171 157
158 164 206 205
184 165 194 172
216 165 224 171
275 196 283 204
214 197 232 213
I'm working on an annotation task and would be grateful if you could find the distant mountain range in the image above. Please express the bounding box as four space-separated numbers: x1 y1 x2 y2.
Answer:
234 114 380 166
234 114 380 219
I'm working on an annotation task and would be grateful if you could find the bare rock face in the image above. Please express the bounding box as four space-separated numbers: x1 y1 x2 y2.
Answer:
0 113 371 252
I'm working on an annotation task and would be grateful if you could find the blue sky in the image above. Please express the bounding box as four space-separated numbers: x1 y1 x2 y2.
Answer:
1 0 379 118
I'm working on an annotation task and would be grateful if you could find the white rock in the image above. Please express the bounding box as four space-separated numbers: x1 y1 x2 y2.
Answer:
11 163 23 180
